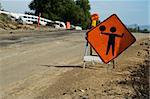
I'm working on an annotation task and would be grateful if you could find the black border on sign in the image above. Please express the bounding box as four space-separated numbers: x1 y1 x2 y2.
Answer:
86 14 136 64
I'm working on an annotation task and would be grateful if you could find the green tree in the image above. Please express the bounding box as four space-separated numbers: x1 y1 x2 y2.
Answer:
76 0 91 29
29 0 91 29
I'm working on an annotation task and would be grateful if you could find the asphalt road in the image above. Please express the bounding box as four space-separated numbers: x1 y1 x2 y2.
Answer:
0 30 86 98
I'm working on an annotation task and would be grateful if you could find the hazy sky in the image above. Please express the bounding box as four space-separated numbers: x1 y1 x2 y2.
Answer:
0 0 149 25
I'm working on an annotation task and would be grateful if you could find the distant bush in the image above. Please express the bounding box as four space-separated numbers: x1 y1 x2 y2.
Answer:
142 29 149 33
25 11 35 15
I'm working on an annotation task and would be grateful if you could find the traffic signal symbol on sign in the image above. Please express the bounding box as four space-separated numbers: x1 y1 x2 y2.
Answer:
86 14 136 63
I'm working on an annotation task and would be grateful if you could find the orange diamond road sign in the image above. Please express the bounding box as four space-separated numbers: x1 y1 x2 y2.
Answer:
86 14 136 64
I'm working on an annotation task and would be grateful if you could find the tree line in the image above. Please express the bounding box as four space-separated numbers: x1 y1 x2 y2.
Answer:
29 0 91 29
128 27 150 33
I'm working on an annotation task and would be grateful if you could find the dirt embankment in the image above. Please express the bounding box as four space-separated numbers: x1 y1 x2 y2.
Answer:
36 38 149 99
130 40 149 98
0 13 33 30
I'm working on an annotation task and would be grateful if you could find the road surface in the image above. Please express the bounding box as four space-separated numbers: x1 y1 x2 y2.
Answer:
0 30 149 99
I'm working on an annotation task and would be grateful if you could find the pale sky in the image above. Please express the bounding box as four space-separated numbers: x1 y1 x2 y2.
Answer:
0 0 149 25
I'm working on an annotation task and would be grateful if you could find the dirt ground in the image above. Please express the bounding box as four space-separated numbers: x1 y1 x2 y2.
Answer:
0 30 149 99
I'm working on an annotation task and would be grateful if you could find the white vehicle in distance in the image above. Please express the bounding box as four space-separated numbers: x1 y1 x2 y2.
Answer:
17 14 52 26
75 26 82 30
53 21 66 29
70 25 82 30
40 18 52 26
